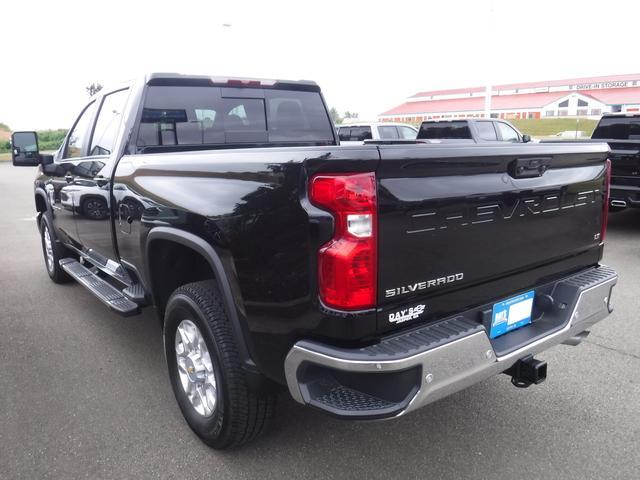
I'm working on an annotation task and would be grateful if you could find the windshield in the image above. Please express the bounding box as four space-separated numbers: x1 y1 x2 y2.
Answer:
136 86 335 152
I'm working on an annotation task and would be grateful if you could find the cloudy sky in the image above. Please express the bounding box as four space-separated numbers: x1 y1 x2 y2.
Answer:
3 0 638 130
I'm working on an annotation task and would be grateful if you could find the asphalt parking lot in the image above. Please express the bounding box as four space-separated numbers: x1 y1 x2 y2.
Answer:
0 162 638 479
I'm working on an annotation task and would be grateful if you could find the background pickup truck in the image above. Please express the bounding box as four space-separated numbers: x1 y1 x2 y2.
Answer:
417 118 532 143
542 113 640 210
12 73 617 449
591 114 640 209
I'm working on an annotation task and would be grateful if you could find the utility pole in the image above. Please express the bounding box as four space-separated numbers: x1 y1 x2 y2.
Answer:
484 84 492 119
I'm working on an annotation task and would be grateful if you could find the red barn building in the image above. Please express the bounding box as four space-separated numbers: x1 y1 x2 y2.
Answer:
379 74 640 123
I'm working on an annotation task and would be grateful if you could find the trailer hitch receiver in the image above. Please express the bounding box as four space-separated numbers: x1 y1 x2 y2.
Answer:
504 354 547 388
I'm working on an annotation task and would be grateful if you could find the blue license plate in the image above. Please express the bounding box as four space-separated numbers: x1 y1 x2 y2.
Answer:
489 290 535 339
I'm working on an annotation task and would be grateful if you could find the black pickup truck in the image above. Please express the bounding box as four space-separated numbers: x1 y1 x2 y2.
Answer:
591 114 640 209
12 73 617 449
542 113 640 210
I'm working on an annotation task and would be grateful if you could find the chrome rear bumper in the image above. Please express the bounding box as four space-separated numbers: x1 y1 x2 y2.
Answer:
284 266 617 418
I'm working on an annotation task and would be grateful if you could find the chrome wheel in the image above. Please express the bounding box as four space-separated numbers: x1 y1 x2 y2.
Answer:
174 319 218 417
43 225 54 273
84 199 108 220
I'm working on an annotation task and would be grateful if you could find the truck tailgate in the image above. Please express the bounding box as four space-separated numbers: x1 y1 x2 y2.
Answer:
375 143 609 332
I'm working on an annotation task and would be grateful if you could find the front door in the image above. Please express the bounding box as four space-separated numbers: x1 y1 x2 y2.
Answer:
46 99 98 246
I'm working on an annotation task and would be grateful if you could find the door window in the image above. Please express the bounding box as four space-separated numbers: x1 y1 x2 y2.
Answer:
417 121 471 139
495 122 520 142
351 127 372 141
378 126 399 140
398 126 417 139
64 101 97 158
476 121 498 141
337 127 350 141
90 89 130 156
336 126 373 141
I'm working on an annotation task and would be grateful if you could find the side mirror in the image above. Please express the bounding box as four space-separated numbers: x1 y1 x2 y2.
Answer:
11 131 41 166
522 134 532 143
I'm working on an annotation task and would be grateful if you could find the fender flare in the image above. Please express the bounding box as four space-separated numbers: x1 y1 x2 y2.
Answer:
35 187 49 214
145 227 254 368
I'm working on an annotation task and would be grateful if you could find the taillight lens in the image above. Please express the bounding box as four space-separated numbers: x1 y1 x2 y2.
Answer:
309 172 377 310
601 158 612 243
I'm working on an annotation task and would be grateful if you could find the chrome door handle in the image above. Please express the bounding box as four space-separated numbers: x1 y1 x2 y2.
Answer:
94 175 108 187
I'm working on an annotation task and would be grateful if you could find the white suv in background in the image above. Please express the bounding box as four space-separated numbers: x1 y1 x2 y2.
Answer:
337 122 418 145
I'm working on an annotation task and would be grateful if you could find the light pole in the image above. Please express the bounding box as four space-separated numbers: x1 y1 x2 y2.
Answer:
484 2 495 119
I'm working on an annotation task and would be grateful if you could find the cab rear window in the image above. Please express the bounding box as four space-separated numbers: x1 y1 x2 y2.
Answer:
136 86 334 152
592 117 640 140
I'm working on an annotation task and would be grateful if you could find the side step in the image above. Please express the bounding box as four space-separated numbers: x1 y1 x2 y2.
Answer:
123 283 147 306
59 258 140 316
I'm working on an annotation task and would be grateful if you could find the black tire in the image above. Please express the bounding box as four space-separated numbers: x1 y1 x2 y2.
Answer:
164 281 275 449
39 214 72 283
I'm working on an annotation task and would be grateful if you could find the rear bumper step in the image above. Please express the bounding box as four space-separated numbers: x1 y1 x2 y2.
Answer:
284 265 617 419
59 258 140 316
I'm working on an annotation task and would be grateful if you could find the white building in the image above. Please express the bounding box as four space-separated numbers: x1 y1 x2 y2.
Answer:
379 74 640 123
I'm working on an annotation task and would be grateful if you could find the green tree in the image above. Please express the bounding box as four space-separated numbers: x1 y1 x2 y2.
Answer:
37 129 68 151
344 111 359 120
86 83 103 96
330 107 343 124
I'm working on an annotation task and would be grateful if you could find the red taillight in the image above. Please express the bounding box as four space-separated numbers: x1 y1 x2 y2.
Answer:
309 172 377 310
601 158 611 243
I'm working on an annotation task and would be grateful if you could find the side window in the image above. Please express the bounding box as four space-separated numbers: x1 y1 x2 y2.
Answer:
64 101 97 159
495 122 520 142
350 127 372 141
378 126 399 140
476 121 497 141
338 127 351 142
90 89 130 156
399 126 417 139
73 160 106 179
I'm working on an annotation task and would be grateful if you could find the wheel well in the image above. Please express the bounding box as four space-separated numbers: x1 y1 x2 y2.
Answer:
147 239 216 319
35 194 47 213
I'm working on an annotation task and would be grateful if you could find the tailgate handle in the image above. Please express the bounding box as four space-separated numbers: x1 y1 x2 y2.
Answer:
510 157 552 178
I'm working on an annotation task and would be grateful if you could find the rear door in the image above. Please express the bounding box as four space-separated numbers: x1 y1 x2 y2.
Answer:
375 143 609 332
